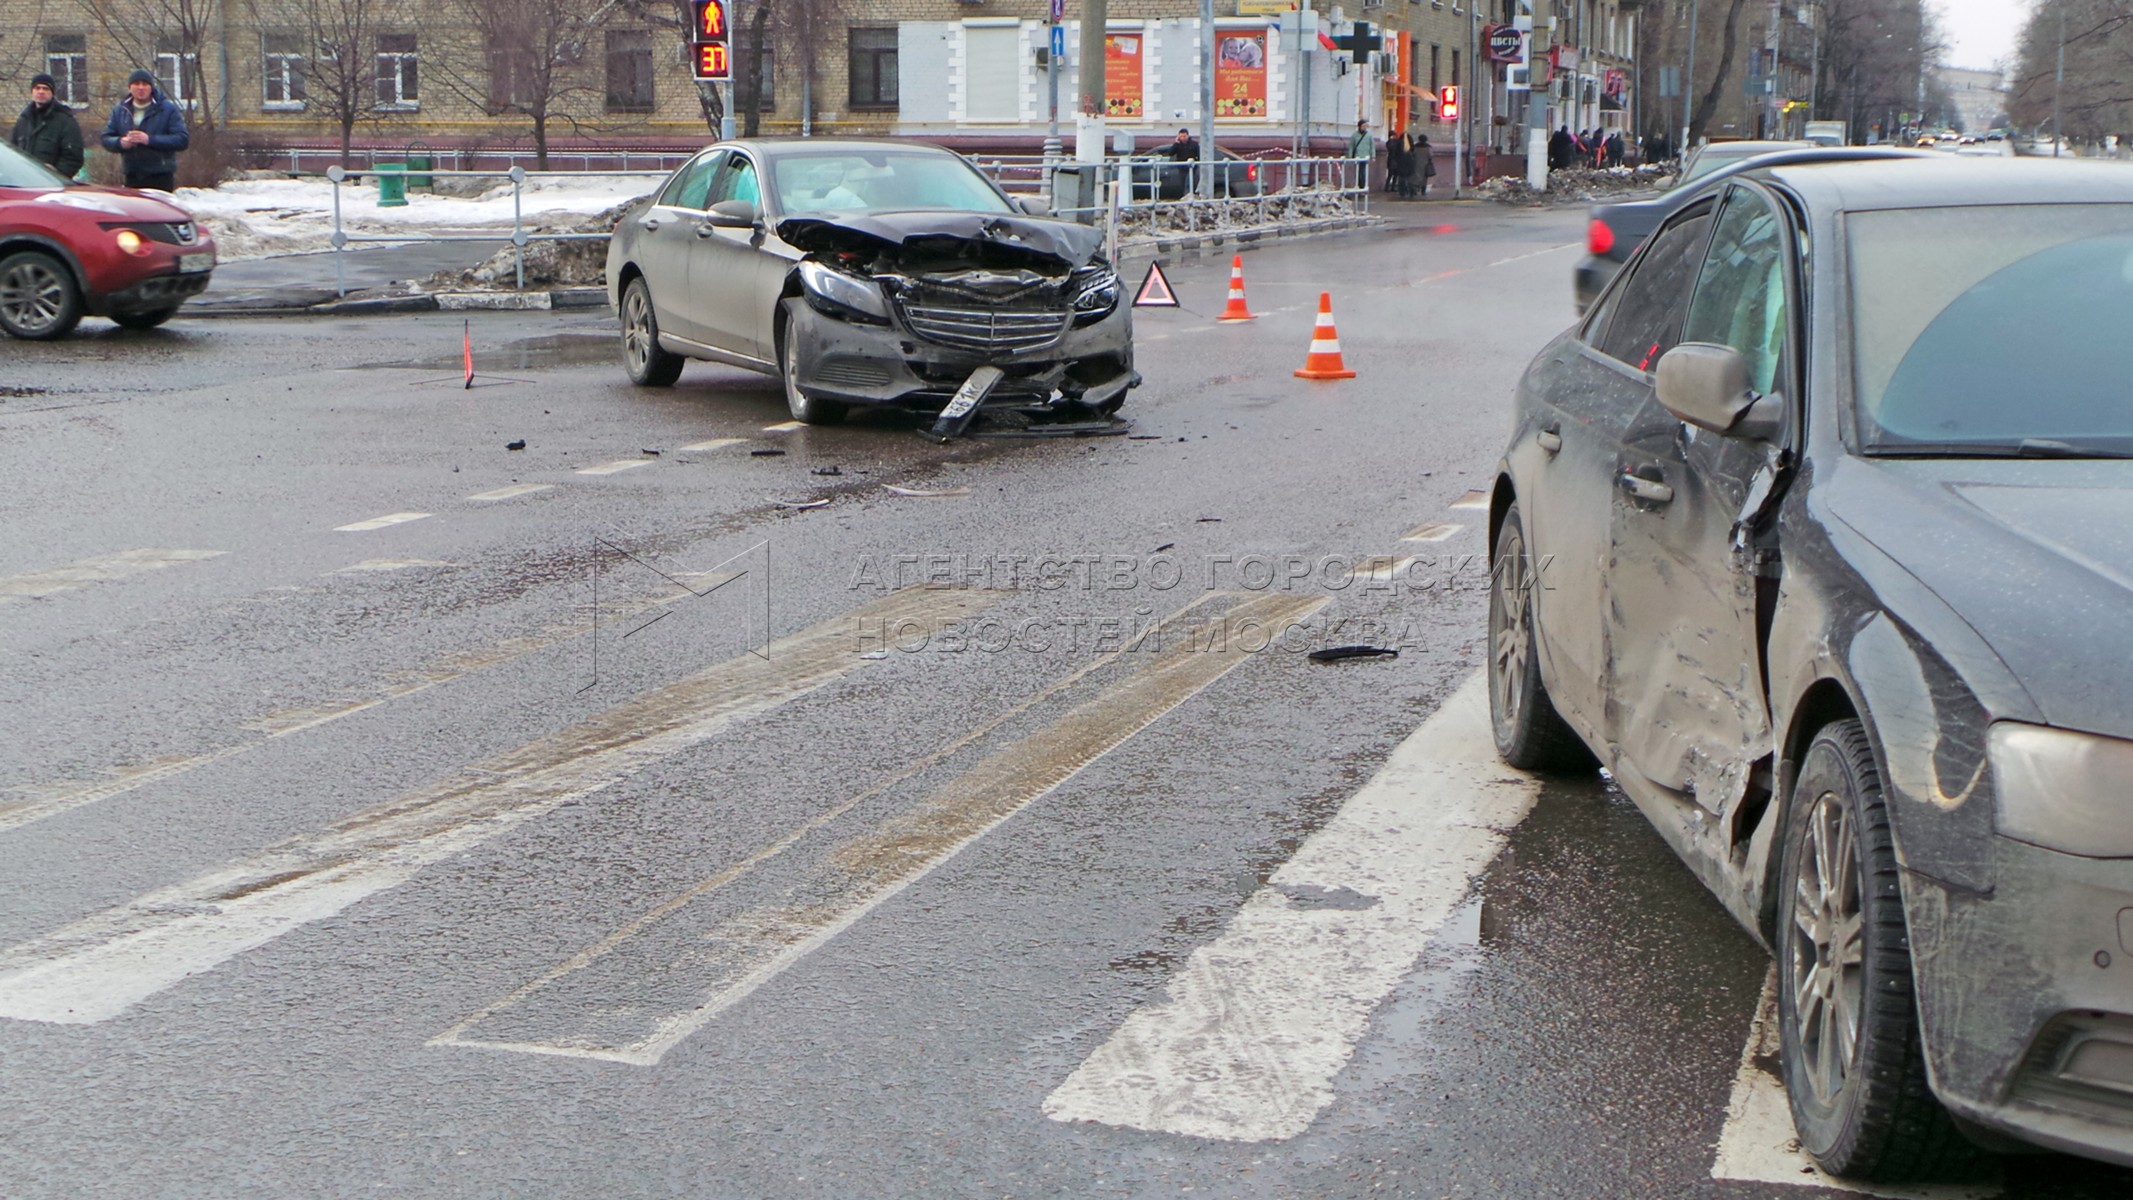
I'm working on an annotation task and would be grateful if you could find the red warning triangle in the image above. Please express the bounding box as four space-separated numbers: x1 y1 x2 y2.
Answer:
1133 261 1180 308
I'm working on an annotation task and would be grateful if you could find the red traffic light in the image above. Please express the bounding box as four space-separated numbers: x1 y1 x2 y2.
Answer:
692 0 727 39
1439 85 1459 120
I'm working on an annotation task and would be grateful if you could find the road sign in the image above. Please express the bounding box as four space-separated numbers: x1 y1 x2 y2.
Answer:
1658 66 1680 97
1049 0 1064 21
1133 262 1179 308
1051 25 1064 56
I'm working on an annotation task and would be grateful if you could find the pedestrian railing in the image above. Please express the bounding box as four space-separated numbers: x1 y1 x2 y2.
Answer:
270 146 697 176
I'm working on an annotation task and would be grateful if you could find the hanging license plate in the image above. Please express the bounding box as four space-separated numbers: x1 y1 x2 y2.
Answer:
939 365 1005 421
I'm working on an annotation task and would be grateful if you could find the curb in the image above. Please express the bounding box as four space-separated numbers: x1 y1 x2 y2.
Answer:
186 287 611 319
1127 213 1384 260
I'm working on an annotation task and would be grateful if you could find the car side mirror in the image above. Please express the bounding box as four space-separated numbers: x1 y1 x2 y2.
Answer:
1654 342 1782 440
706 199 758 228
1015 195 1051 216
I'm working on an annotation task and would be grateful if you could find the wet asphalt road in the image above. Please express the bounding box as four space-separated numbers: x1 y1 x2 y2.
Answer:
3 204 2128 1199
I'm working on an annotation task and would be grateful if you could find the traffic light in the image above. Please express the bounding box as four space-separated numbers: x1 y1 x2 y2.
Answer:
693 41 730 81
692 0 727 39
1439 85 1459 120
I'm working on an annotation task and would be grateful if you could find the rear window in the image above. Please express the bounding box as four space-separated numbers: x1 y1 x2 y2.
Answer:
1849 204 2133 454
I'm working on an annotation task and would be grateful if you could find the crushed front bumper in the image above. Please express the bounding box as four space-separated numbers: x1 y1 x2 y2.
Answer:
785 298 1136 412
96 268 213 316
1908 836 2133 1166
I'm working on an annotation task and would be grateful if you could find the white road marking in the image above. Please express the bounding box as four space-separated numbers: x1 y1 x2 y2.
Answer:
0 587 1000 1025
575 460 654 476
466 483 555 501
334 559 455 573
1400 522 1462 542
1710 971 2003 1199
676 438 747 453
0 548 226 603
1043 672 1538 1142
1486 243 1581 268
1448 490 1489 510
1340 555 1415 584
436 592 1324 1065
761 420 807 433
334 512 431 532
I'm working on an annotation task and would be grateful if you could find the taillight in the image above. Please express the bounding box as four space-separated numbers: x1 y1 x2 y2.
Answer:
1587 218 1615 256
1247 163 1258 182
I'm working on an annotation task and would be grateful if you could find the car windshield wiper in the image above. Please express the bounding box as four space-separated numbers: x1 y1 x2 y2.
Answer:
1868 439 2133 460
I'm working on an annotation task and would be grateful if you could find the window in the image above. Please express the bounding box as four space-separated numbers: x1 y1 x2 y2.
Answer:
1593 206 1714 370
1451 50 1460 97
605 30 654 112
488 38 536 112
1430 45 1440 96
44 35 87 107
154 37 201 106
705 155 760 207
376 33 419 108
659 151 725 210
848 27 898 111
263 34 306 109
737 43 776 112
1681 188 1789 396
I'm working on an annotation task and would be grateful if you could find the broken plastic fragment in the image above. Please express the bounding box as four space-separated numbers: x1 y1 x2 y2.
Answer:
1307 645 1400 663
883 485 973 498
505 439 526 451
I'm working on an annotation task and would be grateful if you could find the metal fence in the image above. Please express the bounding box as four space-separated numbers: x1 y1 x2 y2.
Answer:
263 145 699 176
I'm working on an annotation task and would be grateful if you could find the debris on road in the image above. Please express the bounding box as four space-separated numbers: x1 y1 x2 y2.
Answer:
505 439 526 451
775 498 830 510
750 448 786 457
1476 164 1675 207
1307 645 1400 663
883 485 972 498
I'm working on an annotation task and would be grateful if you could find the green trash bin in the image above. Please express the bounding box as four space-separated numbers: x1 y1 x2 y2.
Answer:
406 155 433 190
375 162 408 207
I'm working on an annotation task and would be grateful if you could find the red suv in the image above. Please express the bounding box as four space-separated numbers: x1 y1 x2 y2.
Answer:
0 140 216 339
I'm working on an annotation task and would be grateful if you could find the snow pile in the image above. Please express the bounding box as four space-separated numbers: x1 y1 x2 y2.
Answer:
167 174 659 261
1476 164 1676 206
426 200 638 289
1114 185 1364 242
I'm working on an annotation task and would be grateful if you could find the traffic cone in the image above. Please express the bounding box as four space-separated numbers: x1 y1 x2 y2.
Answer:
1216 254 1256 322
1294 292 1356 380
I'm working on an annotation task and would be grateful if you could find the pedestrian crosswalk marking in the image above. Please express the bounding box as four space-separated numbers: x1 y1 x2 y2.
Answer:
466 483 554 501
676 438 747 453
435 591 1324 1066
0 548 226 603
575 460 653 476
335 512 431 532
1400 522 1462 542
0 586 1001 1026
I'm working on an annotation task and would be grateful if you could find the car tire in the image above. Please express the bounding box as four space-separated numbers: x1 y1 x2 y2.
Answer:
777 299 847 426
620 275 683 387
111 307 179 331
0 250 84 341
1488 502 1599 773
1777 719 1979 1181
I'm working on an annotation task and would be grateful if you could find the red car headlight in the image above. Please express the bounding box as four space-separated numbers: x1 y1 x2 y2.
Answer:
114 229 152 256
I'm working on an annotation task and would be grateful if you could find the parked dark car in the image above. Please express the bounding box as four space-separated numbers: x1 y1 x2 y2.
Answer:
1573 146 1926 312
0 141 215 339
604 138 1135 425
1133 148 1265 201
1491 157 2133 1179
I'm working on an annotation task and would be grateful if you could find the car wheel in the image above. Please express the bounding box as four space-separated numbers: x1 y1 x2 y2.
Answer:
1777 719 1977 1181
111 307 179 331
0 250 84 341
620 275 683 387
777 299 847 426
1487 502 1598 772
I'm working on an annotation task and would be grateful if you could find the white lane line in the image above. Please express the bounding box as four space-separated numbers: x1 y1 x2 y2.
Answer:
466 483 555 501
1710 970 2003 1199
334 559 455 573
677 438 747 453
1400 522 1462 543
1340 555 1415 584
1486 243 1581 268
761 420 807 433
334 512 431 532
1448 490 1489 511
575 460 654 476
0 548 226 603
0 587 1000 1025
436 592 1325 1065
1043 672 1536 1142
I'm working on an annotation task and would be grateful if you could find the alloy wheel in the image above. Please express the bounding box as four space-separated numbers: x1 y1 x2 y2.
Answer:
1789 789 1865 1106
1 258 68 336
1489 534 1532 727
623 285 653 375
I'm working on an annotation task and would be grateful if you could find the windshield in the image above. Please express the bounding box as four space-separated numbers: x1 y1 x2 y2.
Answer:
771 151 1013 217
1850 204 2133 456
0 141 69 189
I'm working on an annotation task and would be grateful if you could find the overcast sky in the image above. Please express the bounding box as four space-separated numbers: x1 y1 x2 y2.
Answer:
1934 0 2032 70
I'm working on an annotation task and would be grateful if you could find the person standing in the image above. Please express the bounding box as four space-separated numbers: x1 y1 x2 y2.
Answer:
1384 129 1414 198
12 74 85 179
100 68 188 192
1415 132 1436 197
1348 119 1375 193
1160 126 1200 197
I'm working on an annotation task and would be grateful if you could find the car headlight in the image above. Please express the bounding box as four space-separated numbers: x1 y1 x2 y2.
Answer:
796 260 889 324
114 228 150 256
1071 265 1120 323
1988 722 2133 857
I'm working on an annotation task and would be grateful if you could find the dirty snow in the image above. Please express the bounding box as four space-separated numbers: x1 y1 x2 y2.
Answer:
169 174 657 260
1476 164 1677 206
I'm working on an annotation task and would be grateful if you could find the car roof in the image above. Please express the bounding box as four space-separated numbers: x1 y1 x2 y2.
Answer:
1695 139 1813 157
716 138 965 161
1760 156 2133 211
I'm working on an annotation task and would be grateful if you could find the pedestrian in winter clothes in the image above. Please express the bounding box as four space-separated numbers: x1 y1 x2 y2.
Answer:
100 69 188 191
12 74 85 178
1548 126 1574 171
1348 120 1375 191
1385 130 1415 198
1415 133 1436 196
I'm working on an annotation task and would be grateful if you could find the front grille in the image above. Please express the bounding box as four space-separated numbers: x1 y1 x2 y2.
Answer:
813 358 892 390
896 298 1071 353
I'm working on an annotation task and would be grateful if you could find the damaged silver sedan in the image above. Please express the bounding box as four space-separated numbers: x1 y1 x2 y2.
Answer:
1490 158 2133 1178
604 138 1136 426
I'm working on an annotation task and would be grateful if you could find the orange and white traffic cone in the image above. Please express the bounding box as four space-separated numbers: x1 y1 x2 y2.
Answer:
1216 254 1256 322
1293 292 1356 380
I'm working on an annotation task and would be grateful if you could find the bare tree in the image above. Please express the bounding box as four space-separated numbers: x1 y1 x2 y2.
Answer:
246 0 394 166
1686 0 1753 143
2008 0 2133 144
82 0 223 131
439 0 627 167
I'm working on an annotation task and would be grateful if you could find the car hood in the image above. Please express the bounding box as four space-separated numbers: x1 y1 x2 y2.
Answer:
23 184 195 221
775 210 1103 269
1828 458 2133 734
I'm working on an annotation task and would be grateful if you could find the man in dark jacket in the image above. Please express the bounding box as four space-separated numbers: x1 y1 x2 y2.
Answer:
11 74 85 178
100 68 189 191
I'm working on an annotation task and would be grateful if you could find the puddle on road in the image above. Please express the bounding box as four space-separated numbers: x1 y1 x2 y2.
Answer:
354 332 618 372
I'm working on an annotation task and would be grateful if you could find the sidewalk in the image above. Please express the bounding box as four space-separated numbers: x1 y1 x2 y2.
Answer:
190 240 607 316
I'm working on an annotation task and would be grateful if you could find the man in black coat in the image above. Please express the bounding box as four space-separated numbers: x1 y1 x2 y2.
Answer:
100 68 189 191
11 74 85 179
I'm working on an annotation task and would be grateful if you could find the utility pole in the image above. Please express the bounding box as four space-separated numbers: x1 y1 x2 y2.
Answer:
2053 2 2064 156
1045 0 1063 175
1681 0 1699 150
1078 0 1109 164
1200 0 1216 197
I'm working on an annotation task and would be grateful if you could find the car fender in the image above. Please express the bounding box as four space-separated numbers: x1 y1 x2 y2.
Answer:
0 231 89 297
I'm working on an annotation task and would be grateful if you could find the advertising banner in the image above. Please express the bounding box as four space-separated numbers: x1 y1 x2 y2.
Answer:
1104 34 1144 118
1214 31 1268 117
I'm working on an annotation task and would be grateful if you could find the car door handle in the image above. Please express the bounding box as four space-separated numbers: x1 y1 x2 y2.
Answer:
639 216 661 231
695 222 718 238
1618 472 1674 505
1537 428 1563 454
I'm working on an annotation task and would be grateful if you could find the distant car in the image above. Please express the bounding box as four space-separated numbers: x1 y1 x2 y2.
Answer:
604 138 1135 424
1676 139 1813 188
1495 156 2133 1180
0 141 215 339
1573 146 1927 312
1137 148 1265 200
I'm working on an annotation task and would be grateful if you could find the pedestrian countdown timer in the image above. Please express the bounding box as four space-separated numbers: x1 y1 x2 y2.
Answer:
691 0 730 81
